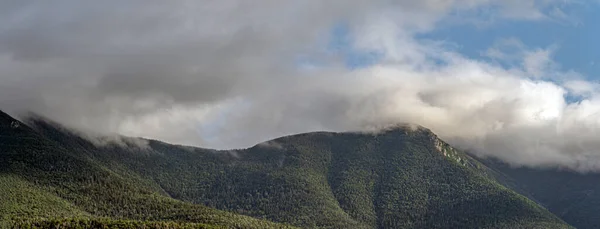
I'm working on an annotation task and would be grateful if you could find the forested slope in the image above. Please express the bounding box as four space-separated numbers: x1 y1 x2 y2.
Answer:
19 113 572 229
0 111 294 229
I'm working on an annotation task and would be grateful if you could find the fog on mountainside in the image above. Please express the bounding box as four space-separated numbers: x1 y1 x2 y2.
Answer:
2 1 600 172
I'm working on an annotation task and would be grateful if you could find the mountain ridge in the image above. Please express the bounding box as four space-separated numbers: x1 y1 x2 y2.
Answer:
0 110 296 228
1 110 573 228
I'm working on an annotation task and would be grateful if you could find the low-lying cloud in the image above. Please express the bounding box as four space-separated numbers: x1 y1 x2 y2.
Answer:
2 0 600 172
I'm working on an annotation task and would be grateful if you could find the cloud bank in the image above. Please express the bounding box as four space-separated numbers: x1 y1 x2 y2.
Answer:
2 0 600 172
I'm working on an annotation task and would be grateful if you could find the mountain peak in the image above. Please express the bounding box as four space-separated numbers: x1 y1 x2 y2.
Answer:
376 123 432 134
0 109 16 123
0 110 26 131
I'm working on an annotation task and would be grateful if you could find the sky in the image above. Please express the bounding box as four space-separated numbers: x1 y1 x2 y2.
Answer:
2 0 600 172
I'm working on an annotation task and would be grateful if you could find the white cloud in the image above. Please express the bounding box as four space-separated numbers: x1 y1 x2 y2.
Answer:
484 38 526 61
563 80 597 97
0 0 598 172
523 48 555 78
484 38 563 79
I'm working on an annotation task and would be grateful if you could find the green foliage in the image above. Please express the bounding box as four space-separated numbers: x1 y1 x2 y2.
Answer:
0 111 573 228
0 174 89 221
10 218 222 229
0 111 295 229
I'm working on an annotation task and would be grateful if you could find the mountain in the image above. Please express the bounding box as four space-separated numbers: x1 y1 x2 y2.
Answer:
1 110 571 228
0 111 294 228
481 158 600 229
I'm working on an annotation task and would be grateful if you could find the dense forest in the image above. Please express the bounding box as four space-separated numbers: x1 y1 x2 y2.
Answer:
0 110 573 228
0 111 294 229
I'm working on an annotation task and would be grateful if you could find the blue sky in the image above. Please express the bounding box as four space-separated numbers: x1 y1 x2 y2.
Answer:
422 3 600 81
327 2 600 82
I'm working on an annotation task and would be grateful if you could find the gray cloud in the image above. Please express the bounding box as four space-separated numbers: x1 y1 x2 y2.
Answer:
1 0 597 172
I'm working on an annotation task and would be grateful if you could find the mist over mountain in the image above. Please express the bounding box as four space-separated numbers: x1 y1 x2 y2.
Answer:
2 1 600 172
